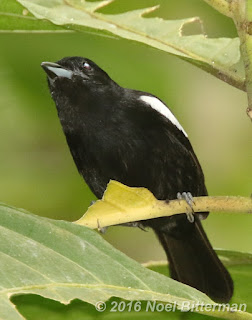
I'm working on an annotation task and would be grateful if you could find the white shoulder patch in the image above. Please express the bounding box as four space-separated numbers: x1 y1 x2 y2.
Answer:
140 95 188 137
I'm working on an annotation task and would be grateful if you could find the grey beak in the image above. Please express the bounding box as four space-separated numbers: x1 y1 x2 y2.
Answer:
41 61 73 80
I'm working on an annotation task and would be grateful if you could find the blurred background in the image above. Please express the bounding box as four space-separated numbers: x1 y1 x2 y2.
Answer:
0 0 251 263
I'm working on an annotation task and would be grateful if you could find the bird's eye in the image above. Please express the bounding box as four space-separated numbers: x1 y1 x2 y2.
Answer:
83 62 91 70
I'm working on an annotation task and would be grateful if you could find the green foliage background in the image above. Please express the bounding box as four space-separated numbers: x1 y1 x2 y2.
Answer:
0 0 251 265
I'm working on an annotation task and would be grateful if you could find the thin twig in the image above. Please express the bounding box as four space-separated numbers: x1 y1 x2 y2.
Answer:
75 181 252 229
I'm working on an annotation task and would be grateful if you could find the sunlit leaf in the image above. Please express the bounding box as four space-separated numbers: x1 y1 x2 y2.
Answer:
1 203 251 320
0 0 72 33
8 0 245 90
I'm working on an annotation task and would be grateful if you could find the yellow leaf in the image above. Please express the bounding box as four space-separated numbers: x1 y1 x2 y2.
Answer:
75 180 160 229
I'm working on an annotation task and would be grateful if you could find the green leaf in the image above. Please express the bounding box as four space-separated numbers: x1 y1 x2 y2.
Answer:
1 203 251 320
7 0 245 90
0 0 72 33
12 295 182 320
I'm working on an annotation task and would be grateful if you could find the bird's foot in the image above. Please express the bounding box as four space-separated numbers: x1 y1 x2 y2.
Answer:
97 220 108 234
91 201 108 233
116 222 147 231
97 221 146 233
177 192 195 223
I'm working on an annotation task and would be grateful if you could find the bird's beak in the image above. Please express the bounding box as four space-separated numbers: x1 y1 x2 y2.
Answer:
41 62 73 80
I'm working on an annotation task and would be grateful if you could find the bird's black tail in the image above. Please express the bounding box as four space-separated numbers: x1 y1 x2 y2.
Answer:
155 217 233 303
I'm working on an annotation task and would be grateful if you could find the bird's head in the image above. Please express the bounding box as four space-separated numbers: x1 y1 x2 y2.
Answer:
41 56 113 93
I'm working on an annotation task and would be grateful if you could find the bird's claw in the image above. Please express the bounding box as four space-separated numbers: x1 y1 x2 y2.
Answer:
97 219 146 233
97 219 107 234
177 192 195 223
116 222 147 231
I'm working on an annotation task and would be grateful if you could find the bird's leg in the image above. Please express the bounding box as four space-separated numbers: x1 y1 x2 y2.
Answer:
177 192 195 223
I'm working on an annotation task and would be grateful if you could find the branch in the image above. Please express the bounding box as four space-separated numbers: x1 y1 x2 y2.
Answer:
229 0 252 119
203 0 252 118
75 180 252 229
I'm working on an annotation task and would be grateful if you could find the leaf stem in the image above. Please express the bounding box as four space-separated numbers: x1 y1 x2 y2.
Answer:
203 0 233 18
231 0 252 119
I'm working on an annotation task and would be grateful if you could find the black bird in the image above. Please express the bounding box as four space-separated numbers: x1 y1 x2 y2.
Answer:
41 57 233 302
